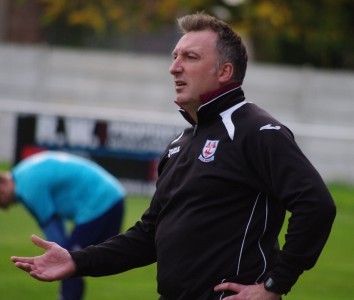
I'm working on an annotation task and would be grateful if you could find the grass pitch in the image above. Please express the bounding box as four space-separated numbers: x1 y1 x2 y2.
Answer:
0 195 158 299
0 160 353 299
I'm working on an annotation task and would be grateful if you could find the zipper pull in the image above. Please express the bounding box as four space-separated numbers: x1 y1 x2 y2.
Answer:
193 125 198 136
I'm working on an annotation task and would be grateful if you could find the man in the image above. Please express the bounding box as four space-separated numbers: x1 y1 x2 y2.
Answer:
11 13 336 300
1 151 126 300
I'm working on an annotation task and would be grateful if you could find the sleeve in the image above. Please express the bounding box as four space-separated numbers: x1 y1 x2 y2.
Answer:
248 124 336 294
69 192 160 277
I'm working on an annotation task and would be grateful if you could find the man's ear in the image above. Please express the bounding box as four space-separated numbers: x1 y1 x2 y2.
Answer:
218 62 234 84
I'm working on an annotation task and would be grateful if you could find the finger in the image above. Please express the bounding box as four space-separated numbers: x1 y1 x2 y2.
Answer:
221 296 238 300
29 270 49 282
13 261 50 282
31 234 52 250
13 261 35 272
11 256 35 264
214 282 246 293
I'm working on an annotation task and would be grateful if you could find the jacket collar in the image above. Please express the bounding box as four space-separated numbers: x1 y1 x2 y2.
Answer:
178 83 245 125
199 82 241 104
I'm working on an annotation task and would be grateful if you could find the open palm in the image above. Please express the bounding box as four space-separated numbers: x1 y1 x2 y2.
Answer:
11 234 76 281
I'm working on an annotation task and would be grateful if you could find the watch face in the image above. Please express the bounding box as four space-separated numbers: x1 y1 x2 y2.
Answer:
265 277 275 289
264 277 283 295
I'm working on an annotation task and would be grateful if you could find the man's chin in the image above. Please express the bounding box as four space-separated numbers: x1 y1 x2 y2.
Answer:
174 98 184 106
174 95 190 105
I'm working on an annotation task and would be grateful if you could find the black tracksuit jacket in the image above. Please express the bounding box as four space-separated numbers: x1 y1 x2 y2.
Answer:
70 86 336 299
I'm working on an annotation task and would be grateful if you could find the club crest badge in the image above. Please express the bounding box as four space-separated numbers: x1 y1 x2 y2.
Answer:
198 140 219 162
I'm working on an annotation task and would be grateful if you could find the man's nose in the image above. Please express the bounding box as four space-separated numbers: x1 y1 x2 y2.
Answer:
169 59 182 75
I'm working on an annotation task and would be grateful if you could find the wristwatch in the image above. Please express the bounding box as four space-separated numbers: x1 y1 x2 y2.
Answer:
263 276 282 294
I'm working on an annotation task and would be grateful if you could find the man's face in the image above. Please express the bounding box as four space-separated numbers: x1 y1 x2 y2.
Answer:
0 179 14 209
169 30 221 114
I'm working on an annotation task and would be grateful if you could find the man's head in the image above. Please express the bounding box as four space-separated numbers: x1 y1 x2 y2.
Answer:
169 12 248 118
177 13 248 85
0 173 15 209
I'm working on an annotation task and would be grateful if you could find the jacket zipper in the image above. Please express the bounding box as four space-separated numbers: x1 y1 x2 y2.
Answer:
193 124 198 136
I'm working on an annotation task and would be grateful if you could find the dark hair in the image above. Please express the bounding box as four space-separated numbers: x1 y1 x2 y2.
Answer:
177 12 248 84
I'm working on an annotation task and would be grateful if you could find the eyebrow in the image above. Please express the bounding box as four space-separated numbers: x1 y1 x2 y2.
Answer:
171 48 200 57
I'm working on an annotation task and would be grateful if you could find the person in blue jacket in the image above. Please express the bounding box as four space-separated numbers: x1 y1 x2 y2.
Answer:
0 151 126 300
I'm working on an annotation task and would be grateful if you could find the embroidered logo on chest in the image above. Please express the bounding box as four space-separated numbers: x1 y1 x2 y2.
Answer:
198 140 219 162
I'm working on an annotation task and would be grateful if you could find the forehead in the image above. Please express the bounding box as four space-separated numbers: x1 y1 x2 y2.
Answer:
173 30 217 54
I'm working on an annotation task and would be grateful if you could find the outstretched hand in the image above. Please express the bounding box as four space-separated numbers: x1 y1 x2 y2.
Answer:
11 234 76 282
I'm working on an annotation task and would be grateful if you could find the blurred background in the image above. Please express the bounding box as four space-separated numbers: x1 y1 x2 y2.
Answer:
0 1 353 299
0 0 354 190
1 0 354 192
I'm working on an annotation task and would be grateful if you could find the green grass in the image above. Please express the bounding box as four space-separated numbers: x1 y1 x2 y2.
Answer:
0 161 353 299
0 161 11 171
0 196 158 299
283 183 354 300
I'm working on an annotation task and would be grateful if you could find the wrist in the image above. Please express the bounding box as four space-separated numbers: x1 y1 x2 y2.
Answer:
263 276 283 295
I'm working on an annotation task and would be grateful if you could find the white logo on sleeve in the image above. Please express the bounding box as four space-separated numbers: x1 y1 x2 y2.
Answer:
168 146 180 158
260 124 281 131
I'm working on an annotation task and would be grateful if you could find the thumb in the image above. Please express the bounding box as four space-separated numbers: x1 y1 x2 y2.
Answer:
31 234 52 250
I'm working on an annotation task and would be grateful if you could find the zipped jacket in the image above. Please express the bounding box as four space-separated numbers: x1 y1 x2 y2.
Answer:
71 86 336 300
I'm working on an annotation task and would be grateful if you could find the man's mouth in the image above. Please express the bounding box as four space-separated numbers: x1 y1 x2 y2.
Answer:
175 81 186 87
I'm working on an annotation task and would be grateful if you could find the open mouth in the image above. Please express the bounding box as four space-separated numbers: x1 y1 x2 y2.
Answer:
175 81 186 87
